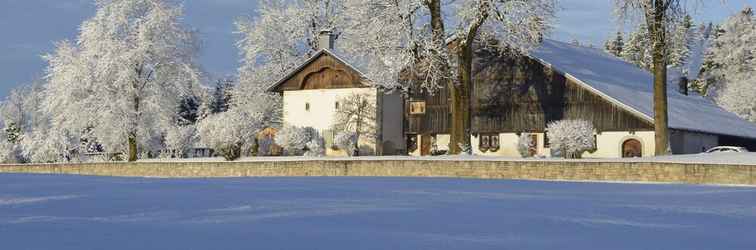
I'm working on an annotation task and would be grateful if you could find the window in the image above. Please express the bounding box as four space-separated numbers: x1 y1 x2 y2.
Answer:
543 133 550 147
335 101 340 110
305 103 310 111
409 101 426 115
478 134 500 153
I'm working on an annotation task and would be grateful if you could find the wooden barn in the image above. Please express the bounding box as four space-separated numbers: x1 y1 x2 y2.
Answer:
406 39 756 157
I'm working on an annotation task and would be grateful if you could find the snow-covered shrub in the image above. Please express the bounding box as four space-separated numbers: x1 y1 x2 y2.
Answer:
457 143 472 155
517 134 534 158
198 110 261 161
334 131 357 156
304 136 326 157
163 125 197 158
546 120 596 159
275 126 311 156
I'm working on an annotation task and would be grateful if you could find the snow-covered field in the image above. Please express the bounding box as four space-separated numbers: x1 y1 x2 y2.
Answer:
1 174 755 250
141 152 756 165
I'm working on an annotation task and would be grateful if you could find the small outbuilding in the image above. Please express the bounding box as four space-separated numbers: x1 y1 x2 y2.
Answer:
267 31 405 156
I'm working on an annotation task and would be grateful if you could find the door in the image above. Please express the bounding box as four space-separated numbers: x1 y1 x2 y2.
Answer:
622 139 642 158
420 134 432 156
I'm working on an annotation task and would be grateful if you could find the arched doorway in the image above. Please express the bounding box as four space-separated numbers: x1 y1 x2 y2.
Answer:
622 139 642 158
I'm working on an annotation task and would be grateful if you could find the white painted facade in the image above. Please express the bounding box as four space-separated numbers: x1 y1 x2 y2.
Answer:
282 88 405 156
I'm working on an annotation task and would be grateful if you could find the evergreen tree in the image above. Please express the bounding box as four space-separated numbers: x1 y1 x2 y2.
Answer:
696 23 724 94
604 32 624 57
177 95 201 126
209 78 234 114
621 23 652 70
668 14 697 68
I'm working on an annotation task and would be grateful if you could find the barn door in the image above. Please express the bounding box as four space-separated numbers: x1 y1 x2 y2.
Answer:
622 139 642 158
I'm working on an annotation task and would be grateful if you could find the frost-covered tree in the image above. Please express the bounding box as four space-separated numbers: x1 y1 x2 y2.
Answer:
304 135 326 157
43 0 201 162
332 93 376 156
198 110 262 161
349 0 556 154
604 32 625 57
668 14 697 68
274 126 312 156
621 23 653 70
334 131 357 156
163 125 198 158
546 120 596 159
704 7 756 123
614 0 701 155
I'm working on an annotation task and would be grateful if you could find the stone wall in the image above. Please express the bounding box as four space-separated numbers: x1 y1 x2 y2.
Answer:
0 160 753 186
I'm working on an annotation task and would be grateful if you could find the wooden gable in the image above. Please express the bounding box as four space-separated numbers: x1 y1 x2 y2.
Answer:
269 51 368 93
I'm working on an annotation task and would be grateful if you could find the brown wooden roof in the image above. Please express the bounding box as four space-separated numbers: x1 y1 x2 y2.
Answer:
267 50 369 93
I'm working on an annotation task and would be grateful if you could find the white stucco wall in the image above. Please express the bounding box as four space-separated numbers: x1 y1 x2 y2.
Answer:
584 131 656 158
283 88 376 131
409 131 656 159
468 131 655 158
283 88 406 156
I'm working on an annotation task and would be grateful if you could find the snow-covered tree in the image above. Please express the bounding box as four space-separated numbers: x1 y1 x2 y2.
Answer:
304 135 326 157
614 0 699 155
43 0 201 162
668 14 697 68
621 23 653 70
274 126 312 156
198 110 262 161
334 131 357 156
546 120 596 159
163 125 198 158
332 93 376 156
348 0 556 154
704 7 756 123
604 32 625 57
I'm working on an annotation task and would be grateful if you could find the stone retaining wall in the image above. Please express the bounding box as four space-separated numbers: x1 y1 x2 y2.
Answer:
0 160 754 186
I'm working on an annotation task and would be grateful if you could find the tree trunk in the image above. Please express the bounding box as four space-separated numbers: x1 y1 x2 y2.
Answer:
649 1 671 155
128 134 138 162
450 45 474 154
128 96 140 162
425 0 469 154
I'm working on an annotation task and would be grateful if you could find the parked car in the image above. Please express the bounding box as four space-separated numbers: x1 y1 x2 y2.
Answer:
704 146 749 153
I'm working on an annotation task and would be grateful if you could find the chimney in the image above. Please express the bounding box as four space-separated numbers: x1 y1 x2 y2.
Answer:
679 76 689 95
318 30 336 50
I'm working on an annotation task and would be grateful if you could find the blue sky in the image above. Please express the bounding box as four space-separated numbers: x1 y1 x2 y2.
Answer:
0 0 753 98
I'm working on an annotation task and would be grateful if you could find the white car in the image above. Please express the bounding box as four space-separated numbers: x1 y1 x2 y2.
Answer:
704 146 749 153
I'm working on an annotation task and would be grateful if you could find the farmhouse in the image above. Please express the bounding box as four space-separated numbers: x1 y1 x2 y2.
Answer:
269 32 756 158
267 31 405 156
407 39 756 157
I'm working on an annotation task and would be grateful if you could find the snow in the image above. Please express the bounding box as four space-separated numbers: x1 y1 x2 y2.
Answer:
1 174 755 250
138 152 756 166
531 39 756 140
